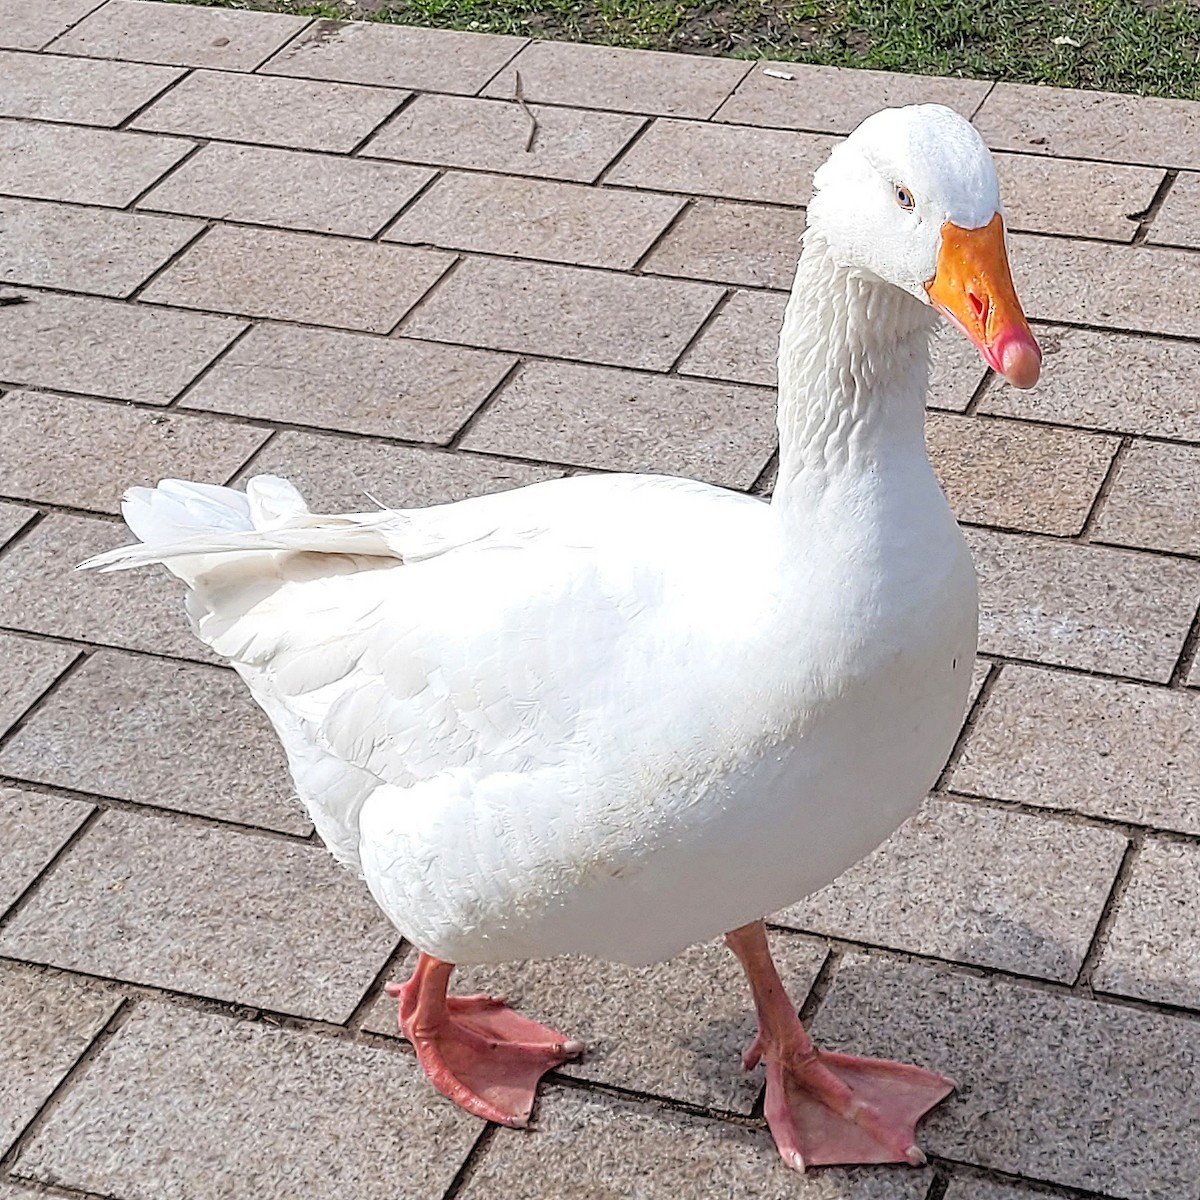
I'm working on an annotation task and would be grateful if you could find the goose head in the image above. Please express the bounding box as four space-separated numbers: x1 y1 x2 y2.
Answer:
806 104 1041 389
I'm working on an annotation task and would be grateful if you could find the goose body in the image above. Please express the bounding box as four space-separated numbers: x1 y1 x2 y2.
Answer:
85 103 1039 1168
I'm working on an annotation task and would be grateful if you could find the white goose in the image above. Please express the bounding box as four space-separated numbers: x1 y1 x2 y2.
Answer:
85 103 1040 1172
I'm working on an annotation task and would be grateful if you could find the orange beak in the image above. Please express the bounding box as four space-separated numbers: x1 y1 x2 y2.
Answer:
925 213 1041 389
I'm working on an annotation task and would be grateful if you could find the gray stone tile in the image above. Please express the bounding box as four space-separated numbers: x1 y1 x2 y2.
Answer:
777 799 1125 982
944 1179 1040 1200
678 290 787 388
0 294 243 406
1095 838 1200 1009
926 413 1117 535
974 81 1200 170
996 153 1162 241
927 323 990 413
141 225 453 333
1011 233 1200 338
0 49 180 125
483 41 749 118
179 323 514 445
0 514 216 664
51 0 308 70
460 1085 929 1200
1092 439 1200 556
812 953 1200 1198
138 142 436 238
0 0 104 51
0 198 202 298
0 501 34 548
240 430 566 512
0 118 193 207
1149 170 1200 249
967 527 1200 681
264 18 523 94
362 93 644 184
952 663 1200 835
0 787 93 917
981 325 1200 441
385 170 683 270
0 964 119 1158
461 360 776 488
715 61 989 133
641 199 804 290
607 119 834 205
132 69 404 152
365 933 827 1113
0 650 305 835
0 390 266 514
15 1002 480 1199
404 257 721 371
0 809 397 1021
0 632 78 739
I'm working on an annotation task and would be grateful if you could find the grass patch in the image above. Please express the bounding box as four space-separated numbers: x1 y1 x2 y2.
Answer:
168 0 1200 99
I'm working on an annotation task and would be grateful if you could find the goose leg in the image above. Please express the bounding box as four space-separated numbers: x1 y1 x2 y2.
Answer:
725 921 953 1172
387 953 584 1127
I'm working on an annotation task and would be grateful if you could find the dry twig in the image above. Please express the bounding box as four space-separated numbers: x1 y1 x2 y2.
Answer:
513 70 539 153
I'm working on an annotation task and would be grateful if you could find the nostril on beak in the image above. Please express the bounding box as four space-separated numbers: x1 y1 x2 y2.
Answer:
967 290 987 323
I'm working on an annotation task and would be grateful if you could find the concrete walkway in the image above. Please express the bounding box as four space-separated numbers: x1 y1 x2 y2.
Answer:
1 2 1199 1197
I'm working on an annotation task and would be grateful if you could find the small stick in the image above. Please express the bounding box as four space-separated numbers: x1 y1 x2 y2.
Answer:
0 294 29 307
513 69 538 153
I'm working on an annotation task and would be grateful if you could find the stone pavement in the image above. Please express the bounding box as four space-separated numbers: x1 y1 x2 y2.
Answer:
0 1 1198 1196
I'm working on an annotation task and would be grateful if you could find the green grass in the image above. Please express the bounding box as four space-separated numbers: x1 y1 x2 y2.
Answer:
169 0 1200 99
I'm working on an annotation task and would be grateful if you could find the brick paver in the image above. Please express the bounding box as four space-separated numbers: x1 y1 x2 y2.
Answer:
2 6 1199 1198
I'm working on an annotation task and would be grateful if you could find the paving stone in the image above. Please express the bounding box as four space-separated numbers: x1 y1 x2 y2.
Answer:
0 294 244 405
926 413 1117 535
606 119 835 205
364 933 827 1112
0 198 202 299
678 289 787 388
952 663 1200 835
1149 170 1200 249
138 142 436 238
0 964 119 1158
0 0 104 50
811 954 1200 1198
642 199 804 290
1092 440 1200 556
0 49 181 125
0 501 34 548
483 41 749 118
15 1002 480 1199
1011 233 1200 338
0 390 265 513
716 62 990 133
0 650 304 835
240 430 566 511
131 69 404 152
0 514 216 664
1094 839 1200 1010
996 153 1161 241
974 81 1200 170
944 1180 1040 1200
51 0 308 70
461 361 776 487
385 171 683 270
180 323 513 445
777 798 1125 982
966 527 1200 681
0 809 398 1020
0 787 93 917
362 93 644 184
981 325 1200 441
0 118 192 207
461 1084 929 1199
264 18 522 94
141 225 453 334
404 257 721 371
927 323 991 413
0 633 78 738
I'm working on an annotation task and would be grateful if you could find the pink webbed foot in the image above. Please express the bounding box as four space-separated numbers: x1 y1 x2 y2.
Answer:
387 955 584 1128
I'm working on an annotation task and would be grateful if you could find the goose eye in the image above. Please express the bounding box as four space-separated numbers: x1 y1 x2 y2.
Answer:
894 184 915 211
